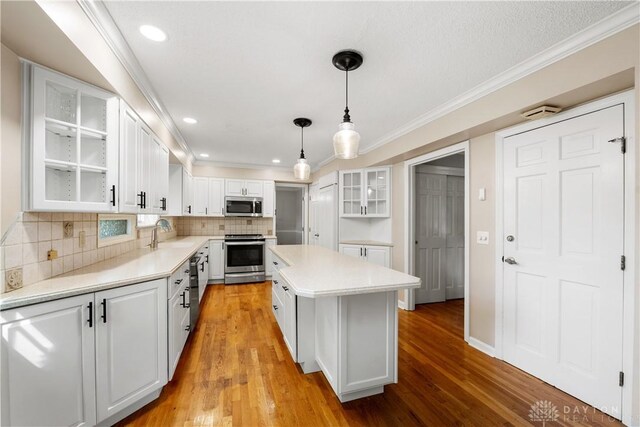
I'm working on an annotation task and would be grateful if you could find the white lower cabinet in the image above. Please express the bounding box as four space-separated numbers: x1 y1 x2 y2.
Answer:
168 264 190 380
208 240 224 281
339 244 391 268
283 285 297 359
265 238 276 277
0 279 168 427
0 294 96 427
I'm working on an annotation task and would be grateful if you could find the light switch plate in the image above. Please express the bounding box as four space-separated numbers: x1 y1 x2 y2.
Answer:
478 188 486 201
477 231 489 245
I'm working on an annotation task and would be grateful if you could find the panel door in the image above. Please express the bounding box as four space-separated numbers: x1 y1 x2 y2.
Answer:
225 179 245 196
318 185 338 250
340 244 363 260
119 103 140 213
244 180 264 197
283 288 297 361
502 105 624 419
137 125 153 213
1 294 96 427
208 178 224 216
157 143 169 213
339 170 363 217
209 241 224 280
414 173 447 304
168 290 185 380
365 246 390 268
183 169 193 215
95 279 167 422
445 176 465 299
263 180 275 217
192 177 209 216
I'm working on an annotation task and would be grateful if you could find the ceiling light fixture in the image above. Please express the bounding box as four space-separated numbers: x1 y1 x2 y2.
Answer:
272 159 281 164
183 117 197 124
293 118 312 180
332 50 363 160
139 24 167 42
200 153 209 158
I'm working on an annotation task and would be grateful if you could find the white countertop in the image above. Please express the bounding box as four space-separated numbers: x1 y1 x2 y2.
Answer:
270 245 420 298
339 240 394 247
0 237 210 311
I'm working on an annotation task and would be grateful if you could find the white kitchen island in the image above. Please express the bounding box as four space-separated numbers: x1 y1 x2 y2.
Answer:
269 245 420 403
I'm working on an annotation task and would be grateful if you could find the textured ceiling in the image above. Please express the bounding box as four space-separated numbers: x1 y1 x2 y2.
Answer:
104 1 630 168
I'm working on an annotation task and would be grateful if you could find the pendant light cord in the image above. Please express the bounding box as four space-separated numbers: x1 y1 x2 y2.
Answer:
299 126 305 159
343 69 351 122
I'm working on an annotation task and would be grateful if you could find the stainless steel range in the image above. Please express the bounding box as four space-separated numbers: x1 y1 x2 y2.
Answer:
224 234 266 284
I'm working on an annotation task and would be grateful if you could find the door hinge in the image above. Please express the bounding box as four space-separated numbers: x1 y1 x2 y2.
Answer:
621 255 626 271
619 371 624 387
608 137 626 154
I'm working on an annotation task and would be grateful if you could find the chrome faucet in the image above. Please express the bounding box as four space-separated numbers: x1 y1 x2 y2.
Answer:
150 218 172 249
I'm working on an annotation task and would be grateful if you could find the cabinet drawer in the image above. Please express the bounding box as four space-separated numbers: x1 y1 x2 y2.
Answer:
271 289 284 332
169 261 189 300
272 254 285 271
271 270 286 303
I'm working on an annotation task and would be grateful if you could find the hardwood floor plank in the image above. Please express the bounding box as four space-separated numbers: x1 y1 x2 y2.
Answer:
116 283 621 427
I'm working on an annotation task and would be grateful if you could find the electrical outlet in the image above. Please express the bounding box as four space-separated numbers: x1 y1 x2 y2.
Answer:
6 268 23 291
48 249 58 260
201 222 206 229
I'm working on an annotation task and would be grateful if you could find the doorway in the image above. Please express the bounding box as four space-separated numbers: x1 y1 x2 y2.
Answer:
414 154 465 304
404 141 470 341
275 184 307 245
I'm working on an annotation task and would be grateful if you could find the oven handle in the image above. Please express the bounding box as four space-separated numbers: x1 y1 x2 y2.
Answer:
225 241 265 246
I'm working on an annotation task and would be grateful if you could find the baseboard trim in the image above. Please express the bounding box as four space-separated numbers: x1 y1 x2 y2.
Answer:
467 337 495 358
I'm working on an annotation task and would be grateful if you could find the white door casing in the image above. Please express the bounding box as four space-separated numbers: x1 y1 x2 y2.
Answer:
445 175 465 300
501 105 624 419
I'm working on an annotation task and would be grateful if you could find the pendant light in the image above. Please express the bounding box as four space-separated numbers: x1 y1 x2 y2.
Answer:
293 118 312 180
332 50 363 160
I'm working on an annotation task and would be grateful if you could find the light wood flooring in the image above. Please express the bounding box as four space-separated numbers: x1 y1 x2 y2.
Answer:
117 283 621 426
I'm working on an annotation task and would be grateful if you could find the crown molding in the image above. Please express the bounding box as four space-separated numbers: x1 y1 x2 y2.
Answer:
314 3 639 171
192 160 294 172
76 0 195 165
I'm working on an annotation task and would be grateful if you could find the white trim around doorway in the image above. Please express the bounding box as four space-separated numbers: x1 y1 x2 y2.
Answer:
404 140 470 344
494 90 636 425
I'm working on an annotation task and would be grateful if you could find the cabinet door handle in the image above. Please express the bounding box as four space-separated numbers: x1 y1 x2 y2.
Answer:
200 262 204 272
185 325 191 332
138 192 144 208
364 248 367 257
273 261 278 266
100 298 107 323
188 205 192 214
205 255 209 263
282 286 289 292
360 247 363 257
161 197 167 211
143 192 147 209
175 278 183 285
87 301 93 327
205 207 208 215
360 206 363 215
181 291 186 307
273 280 278 285
273 305 278 311
110 185 116 207
364 206 367 215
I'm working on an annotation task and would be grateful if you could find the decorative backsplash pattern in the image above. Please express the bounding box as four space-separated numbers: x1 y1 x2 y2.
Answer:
98 218 129 239
175 217 274 237
1 213 177 293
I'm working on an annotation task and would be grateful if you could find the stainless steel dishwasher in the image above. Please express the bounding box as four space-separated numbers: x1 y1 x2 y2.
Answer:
189 254 201 330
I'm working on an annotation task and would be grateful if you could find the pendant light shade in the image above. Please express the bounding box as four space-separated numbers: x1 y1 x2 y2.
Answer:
332 50 363 160
293 118 312 180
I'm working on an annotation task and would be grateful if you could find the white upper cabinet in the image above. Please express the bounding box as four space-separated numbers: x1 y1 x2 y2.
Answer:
192 177 209 216
119 102 168 214
263 181 275 217
225 179 263 197
29 65 119 212
208 178 224 216
182 168 193 215
339 167 390 217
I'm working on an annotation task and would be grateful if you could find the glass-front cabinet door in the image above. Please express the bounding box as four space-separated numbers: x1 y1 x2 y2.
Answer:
339 170 363 217
365 168 389 217
30 65 119 212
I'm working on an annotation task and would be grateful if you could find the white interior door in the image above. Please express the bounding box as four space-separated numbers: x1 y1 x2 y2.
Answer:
445 176 465 299
318 185 338 250
415 173 447 304
502 105 624 419
309 184 320 246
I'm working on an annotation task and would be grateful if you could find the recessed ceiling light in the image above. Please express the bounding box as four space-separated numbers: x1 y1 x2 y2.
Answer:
183 117 197 124
139 25 167 42
272 159 281 164
200 153 209 158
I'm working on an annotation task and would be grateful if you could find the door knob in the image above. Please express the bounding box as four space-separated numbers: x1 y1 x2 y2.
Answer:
504 257 517 265
314 234 319 237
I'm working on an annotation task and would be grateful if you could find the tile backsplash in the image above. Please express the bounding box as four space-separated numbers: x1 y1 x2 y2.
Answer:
1 213 177 293
176 217 274 237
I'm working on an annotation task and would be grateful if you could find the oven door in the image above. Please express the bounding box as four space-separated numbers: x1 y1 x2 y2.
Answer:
224 241 265 273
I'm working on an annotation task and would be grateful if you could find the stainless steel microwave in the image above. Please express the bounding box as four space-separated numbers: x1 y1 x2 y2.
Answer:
225 197 263 217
